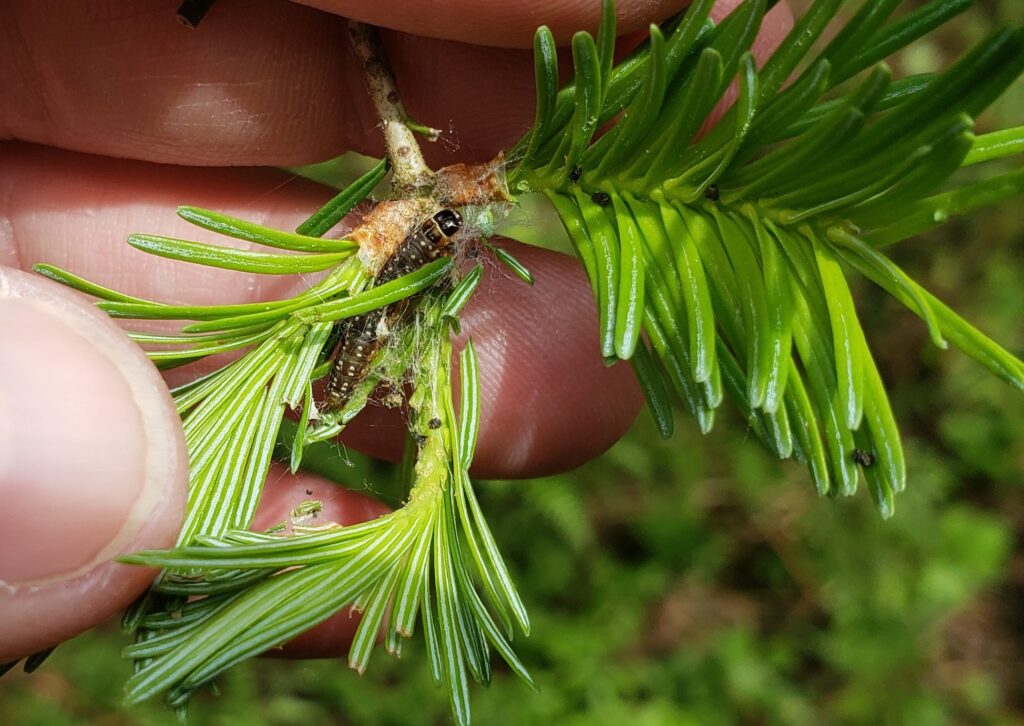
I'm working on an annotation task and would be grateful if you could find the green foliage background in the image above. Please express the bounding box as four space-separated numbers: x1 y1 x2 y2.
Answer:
2 1 1021 723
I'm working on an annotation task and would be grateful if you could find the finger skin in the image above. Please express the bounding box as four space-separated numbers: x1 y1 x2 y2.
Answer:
298 0 690 48
0 1 793 165
0 143 644 478
0 267 188 662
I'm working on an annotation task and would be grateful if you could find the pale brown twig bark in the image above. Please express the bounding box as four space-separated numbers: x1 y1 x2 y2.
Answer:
348 21 433 194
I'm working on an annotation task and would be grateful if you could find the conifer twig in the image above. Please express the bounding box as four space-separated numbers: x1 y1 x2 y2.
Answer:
348 21 433 193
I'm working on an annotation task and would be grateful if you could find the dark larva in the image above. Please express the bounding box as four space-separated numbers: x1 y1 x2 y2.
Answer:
323 209 463 411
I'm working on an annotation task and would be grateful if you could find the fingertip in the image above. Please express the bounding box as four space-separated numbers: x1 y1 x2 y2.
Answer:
0 266 187 661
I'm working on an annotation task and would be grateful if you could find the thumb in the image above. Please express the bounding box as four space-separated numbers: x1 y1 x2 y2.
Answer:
0 266 187 663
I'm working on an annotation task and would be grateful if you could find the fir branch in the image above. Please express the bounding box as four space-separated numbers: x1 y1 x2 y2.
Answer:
511 0 1024 516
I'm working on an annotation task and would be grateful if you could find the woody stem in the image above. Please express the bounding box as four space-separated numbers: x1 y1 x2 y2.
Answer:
348 21 433 194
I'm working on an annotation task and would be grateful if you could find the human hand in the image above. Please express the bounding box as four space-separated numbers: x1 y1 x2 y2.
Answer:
0 0 792 663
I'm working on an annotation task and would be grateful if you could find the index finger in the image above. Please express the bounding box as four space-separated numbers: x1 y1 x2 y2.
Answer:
1 1 792 166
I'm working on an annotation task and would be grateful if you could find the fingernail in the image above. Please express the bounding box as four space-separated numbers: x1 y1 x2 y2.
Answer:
0 296 155 584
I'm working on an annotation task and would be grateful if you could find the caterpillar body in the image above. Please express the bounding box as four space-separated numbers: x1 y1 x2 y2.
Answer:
323 208 462 411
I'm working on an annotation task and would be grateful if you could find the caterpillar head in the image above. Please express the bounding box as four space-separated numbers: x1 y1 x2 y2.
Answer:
434 209 462 238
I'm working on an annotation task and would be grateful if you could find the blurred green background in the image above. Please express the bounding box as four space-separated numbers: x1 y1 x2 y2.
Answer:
2 1 1022 724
